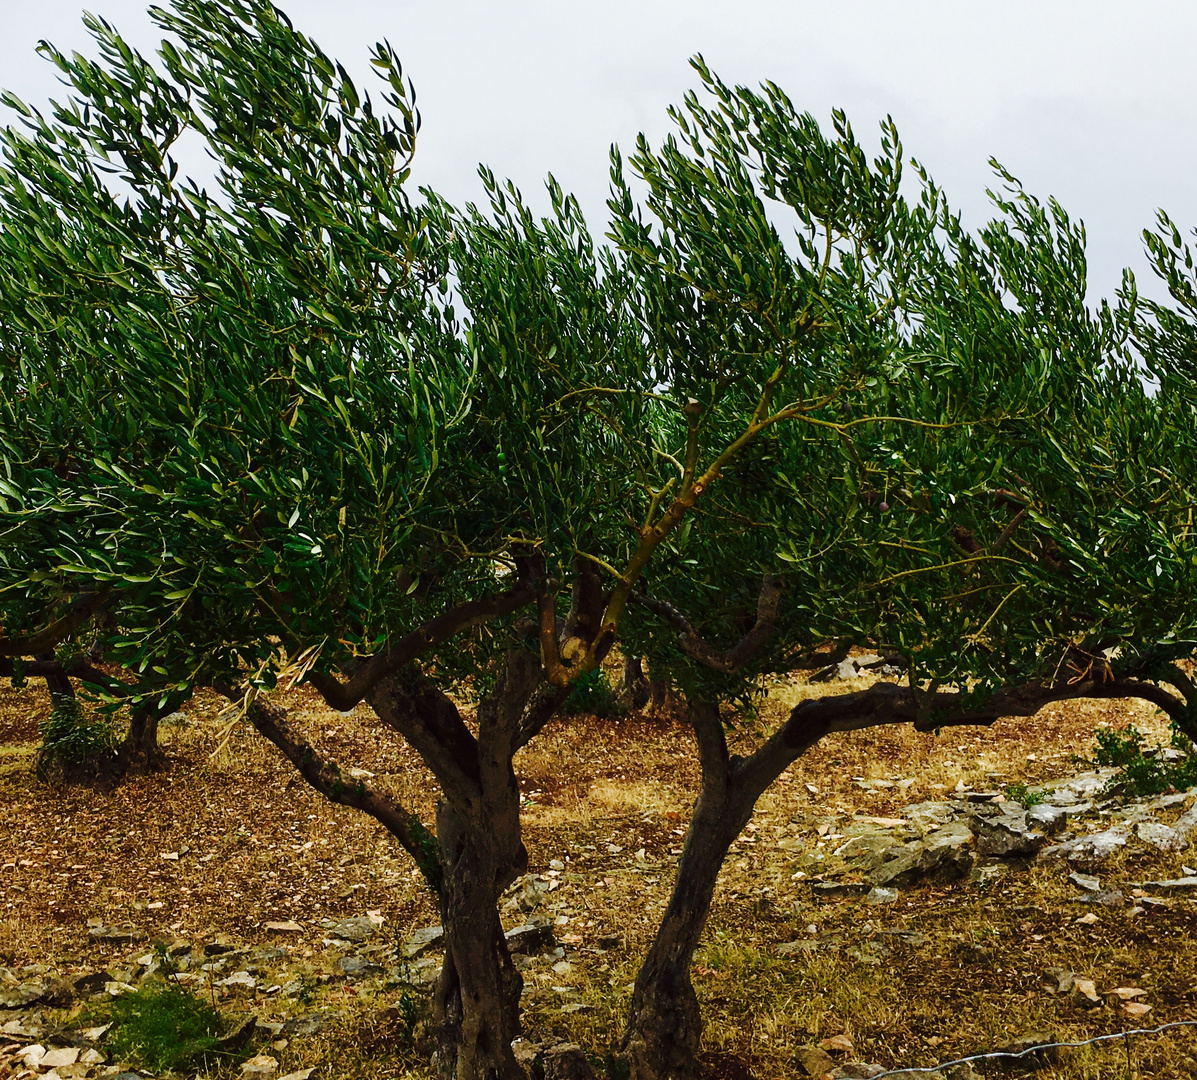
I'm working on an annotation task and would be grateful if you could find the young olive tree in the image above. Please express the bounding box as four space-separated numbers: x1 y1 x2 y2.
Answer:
598 79 1197 1077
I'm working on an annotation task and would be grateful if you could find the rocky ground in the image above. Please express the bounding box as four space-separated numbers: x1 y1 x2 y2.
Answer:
2 667 1197 1079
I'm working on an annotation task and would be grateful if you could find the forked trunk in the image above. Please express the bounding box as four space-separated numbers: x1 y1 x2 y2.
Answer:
368 651 543 1080
619 697 827 1080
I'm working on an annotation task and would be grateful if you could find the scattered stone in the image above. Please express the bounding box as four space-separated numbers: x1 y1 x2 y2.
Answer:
865 886 898 904
794 1045 836 1076
824 1064 884 1078
1123 1001 1153 1018
870 824 973 888
1067 872 1100 892
1136 821 1188 851
1041 828 1128 863
17 1044 46 1067
204 936 238 956
219 971 257 990
505 923 556 955
338 956 381 978
503 877 547 914
277 1070 317 1080
282 1014 328 1037
971 809 1047 857
1107 986 1147 1001
402 925 444 958
40 1047 79 1069
1139 876 1197 893
1070 979 1101 1006
941 1065 983 1080
0 977 69 1009
902 802 957 835
241 1053 279 1077
970 865 1006 889
1028 804 1067 835
560 1002 594 1014
821 1034 853 1054
321 916 379 942
263 921 304 934
1074 889 1125 908
86 925 146 944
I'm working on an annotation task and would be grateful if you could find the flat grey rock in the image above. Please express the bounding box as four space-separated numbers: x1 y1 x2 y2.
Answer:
1068 872 1101 892
321 916 379 942
972 809 1047 857
1136 820 1188 851
505 922 556 954
1139 876 1197 892
1028 803 1067 835
1041 828 1129 863
402 925 444 958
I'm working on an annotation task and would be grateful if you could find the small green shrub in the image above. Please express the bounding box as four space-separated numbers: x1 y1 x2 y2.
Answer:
1004 781 1044 809
561 668 626 718
107 982 226 1072
1092 724 1197 798
35 699 116 780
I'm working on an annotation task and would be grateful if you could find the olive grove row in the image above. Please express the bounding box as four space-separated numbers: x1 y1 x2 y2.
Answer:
3 3 1197 1078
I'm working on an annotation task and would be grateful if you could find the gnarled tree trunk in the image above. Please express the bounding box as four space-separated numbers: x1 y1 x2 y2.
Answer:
433 799 525 1080
369 649 544 1080
618 700 750 1079
116 703 169 774
619 697 833 1080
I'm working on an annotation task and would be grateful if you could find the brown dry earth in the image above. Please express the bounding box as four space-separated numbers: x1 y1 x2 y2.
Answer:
1 670 1196 1079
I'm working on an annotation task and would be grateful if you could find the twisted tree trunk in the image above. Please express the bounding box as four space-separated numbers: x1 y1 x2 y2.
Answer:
117 703 169 774
618 701 751 1080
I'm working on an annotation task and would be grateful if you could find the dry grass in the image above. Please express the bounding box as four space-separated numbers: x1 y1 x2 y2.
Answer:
1 669 1196 1079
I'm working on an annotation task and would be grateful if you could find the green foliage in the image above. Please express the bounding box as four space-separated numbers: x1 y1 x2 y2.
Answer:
1093 724 1197 797
1003 781 1044 810
107 982 227 1073
35 699 115 780
409 814 443 895
561 668 626 718
1093 724 1146 768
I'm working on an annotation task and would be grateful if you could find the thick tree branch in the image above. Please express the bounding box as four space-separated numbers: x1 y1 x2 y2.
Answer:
514 683 571 751
306 584 535 711
0 592 110 656
242 695 437 887
991 507 1028 553
367 669 482 799
0 655 133 696
732 674 1187 803
631 576 783 673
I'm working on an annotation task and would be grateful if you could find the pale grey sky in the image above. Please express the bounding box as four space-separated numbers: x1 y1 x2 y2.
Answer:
4 1 1196 302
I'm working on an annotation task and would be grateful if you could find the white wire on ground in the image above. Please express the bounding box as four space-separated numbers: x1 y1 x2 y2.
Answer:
867 1019 1197 1078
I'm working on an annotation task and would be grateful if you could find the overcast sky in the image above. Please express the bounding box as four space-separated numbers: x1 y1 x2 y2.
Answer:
4 1 1196 303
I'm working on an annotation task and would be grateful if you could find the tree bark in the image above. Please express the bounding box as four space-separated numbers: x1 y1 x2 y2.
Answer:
618 701 749 1080
36 651 75 710
432 800 526 1080
368 651 543 1080
116 703 169 774
617 655 651 710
